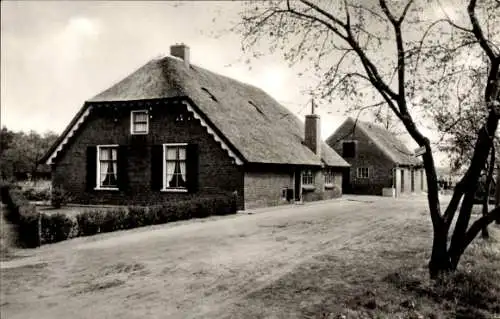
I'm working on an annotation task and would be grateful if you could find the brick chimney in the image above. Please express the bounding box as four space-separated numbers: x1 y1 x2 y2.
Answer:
170 43 190 67
305 114 321 155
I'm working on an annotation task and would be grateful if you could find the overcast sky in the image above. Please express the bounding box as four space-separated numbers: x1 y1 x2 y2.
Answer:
1 1 347 136
1 0 454 164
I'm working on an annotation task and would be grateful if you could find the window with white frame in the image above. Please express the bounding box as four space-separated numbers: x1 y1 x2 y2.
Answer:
357 167 370 179
97 145 118 189
302 169 314 186
324 169 335 186
131 110 149 134
163 144 187 191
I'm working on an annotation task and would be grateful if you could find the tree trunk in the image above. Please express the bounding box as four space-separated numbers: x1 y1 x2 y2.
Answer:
496 166 500 224
482 149 495 238
428 226 452 279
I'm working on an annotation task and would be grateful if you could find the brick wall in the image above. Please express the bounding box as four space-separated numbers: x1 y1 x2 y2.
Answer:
327 121 395 195
243 168 294 209
52 101 245 209
243 166 343 209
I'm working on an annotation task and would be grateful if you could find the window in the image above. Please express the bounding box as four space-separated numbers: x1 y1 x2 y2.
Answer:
163 143 187 191
131 110 149 134
357 167 369 179
302 169 314 186
97 145 118 189
342 141 356 158
324 169 335 187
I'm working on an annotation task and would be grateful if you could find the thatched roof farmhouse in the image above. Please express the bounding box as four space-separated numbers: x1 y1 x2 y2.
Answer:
42 44 349 210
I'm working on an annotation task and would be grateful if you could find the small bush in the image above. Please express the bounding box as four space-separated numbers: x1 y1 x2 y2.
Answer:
41 213 76 244
77 210 105 236
101 208 128 233
23 187 51 202
17 204 40 248
125 206 149 229
51 187 71 209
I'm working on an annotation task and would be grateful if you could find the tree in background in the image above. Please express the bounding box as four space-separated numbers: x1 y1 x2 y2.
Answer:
235 0 499 278
0 127 58 182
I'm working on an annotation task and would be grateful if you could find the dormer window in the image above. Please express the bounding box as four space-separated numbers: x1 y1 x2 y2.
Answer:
131 110 149 134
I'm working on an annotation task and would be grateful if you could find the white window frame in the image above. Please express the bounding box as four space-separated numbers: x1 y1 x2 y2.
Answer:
130 110 149 135
324 169 335 189
95 144 119 191
302 169 315 187
357 167 370 179
162 143 188 193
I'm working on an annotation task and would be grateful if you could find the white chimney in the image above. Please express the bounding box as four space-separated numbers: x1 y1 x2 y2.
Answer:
170 43 190 67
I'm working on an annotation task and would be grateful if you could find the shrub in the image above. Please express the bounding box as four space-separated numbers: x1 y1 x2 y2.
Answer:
51 187 71 209
125 206 149 229
62 194 237 242
76 210 105 236
101 208 128 233
41 213 76 244
17 204 40 248
3 187 30 223
22 187 51 202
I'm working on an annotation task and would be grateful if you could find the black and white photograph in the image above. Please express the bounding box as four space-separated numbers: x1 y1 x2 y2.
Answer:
1 1 499 318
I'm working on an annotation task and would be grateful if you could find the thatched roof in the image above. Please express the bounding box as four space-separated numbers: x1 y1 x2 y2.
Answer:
86 56 348 167
328 117 422 166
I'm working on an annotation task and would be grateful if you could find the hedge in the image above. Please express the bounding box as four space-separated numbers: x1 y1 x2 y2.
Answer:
76 195 237 237
1 183 237 247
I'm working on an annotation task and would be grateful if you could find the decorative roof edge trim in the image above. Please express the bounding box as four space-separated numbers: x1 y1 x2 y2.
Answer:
45 106 93 165
181 100 244 166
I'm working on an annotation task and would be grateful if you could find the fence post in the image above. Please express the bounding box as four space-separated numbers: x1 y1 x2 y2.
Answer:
38 211 42 247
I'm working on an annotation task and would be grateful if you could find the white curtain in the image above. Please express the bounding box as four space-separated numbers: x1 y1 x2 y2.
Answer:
99 148 117 185
166 161 176 187
111 148 117 180
100 148 109 184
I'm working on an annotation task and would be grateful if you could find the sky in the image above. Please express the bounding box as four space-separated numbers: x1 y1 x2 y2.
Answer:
1 1 453 165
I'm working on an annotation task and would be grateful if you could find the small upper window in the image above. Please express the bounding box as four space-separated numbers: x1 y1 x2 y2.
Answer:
342 141 356 158
131 110 149 134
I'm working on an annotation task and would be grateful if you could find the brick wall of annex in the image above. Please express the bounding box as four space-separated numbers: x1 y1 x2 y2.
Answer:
244 166 343 210
327 121 395 196
52 101 245 209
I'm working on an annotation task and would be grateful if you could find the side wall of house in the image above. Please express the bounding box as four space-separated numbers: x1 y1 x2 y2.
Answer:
395 167 426 196
327 122 395 196
244 168 294 209
243 166 343 210
52 102 245 209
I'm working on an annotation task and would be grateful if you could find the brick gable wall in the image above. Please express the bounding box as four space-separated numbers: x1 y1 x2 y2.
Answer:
52 102 244 209
327 121 395 195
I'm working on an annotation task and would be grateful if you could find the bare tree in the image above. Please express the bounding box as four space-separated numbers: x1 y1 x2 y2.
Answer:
235 0 500 278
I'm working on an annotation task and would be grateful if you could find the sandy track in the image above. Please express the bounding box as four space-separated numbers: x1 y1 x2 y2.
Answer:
1 195 433 319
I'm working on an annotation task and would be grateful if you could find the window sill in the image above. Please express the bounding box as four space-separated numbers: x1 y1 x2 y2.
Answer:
324 183 334 189
161 188 188 193
130 132 148 135
302 185 315 191
94 187 119 191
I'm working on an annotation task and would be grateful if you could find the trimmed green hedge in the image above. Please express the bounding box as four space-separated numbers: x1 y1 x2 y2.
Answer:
1 183 237 247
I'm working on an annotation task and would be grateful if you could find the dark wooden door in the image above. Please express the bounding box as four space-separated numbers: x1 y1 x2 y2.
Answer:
294 168 301 201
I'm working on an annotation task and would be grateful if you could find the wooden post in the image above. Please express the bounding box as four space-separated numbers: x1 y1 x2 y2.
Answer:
496 166 500 224
38 212 42 247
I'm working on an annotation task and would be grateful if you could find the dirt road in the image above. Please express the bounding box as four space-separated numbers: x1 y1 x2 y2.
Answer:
1 195 434 319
